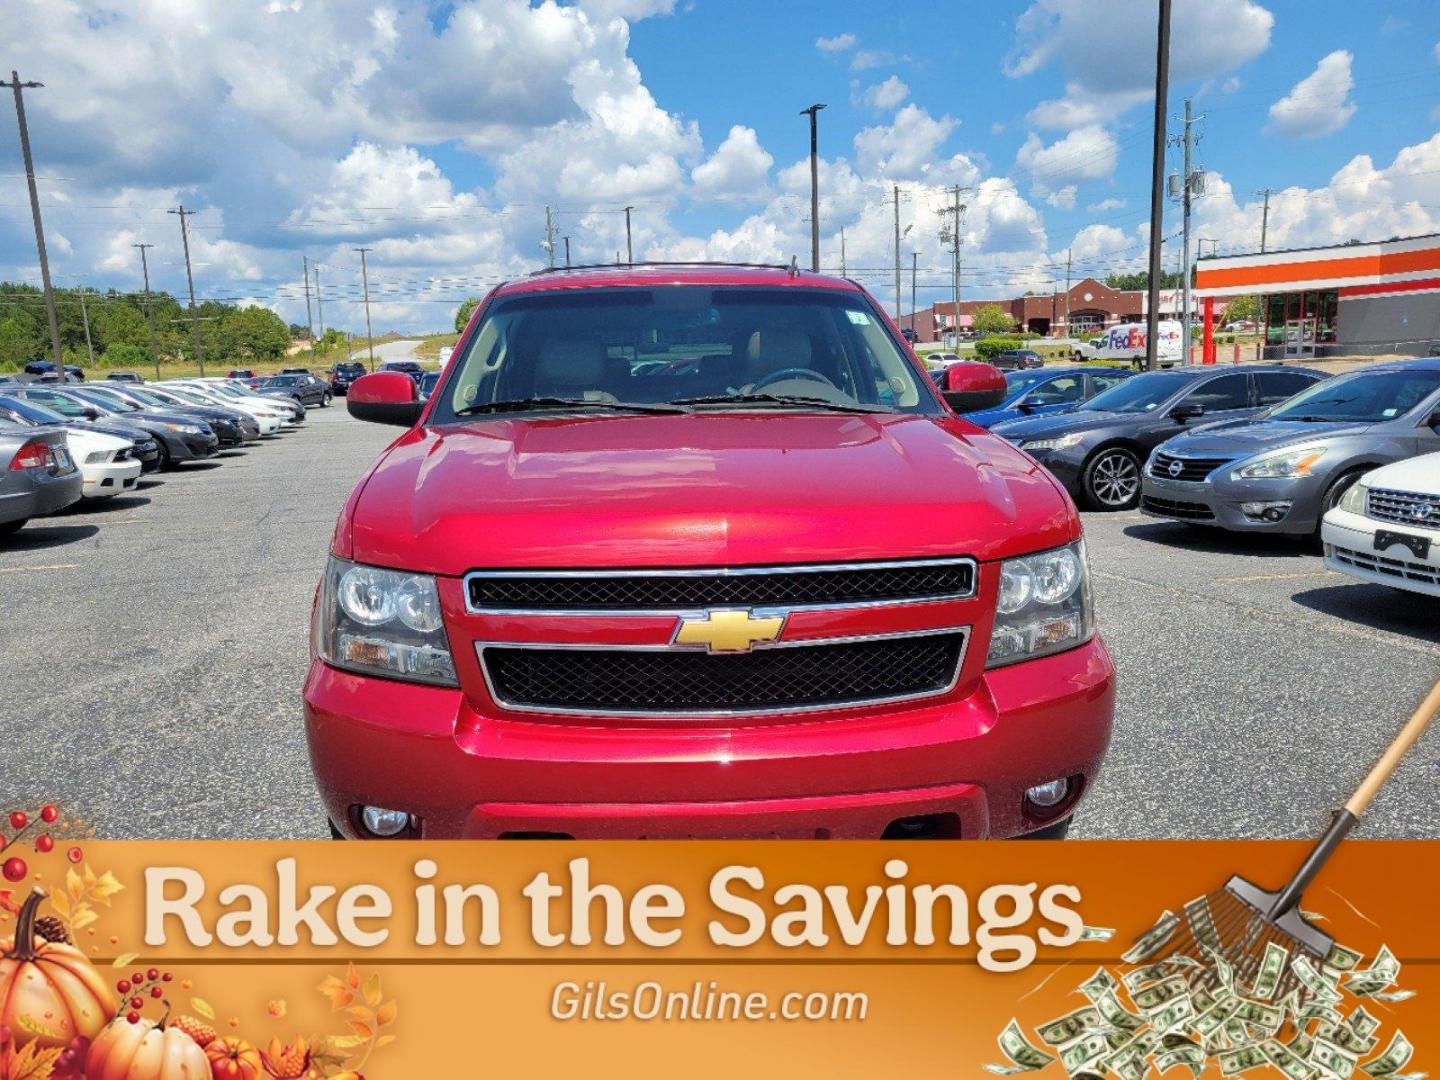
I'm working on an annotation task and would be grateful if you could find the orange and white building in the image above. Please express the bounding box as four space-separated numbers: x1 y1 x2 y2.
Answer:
1195 232 1440 359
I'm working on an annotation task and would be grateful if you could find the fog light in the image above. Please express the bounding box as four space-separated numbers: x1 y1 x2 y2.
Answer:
359 806 412 837
1024 779 1070 808
1240 501 1292 522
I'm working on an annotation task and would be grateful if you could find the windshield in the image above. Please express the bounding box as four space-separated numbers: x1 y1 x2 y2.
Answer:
0 395 68 425
1003 371 1050 400
1079 371 1190 414
268 375 301 385
436 285 938 422
1268 369 1440 423
124 388 177 409
73 387 136 412
162 387 213 406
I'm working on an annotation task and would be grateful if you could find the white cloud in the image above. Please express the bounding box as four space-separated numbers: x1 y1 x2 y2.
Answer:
1046 186 1077 210
690 126 774 202
1008 0 1274 128
1434 41 1440 62
1222 76 1242 93
1086 197 1127 213
854 105 961 179
862 76 910 111
816 32 857 53
1016 125 1119 195
577 0 677 22
1268 50 1356 138
850 49 896 71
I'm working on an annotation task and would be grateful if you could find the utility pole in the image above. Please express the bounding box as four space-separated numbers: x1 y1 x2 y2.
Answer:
168 204 205 376
314 264 325 362
563 236 571 267
302 254 314 342
543 206 557 268
1256 188 1272 253
801 103 826 272
133 242 160 379
910 251 918 339
1167 97 1205 364
354 247 376 369
76 285 94 366
939 186 967 346
6 71 63 370
1143 0 1173 371
623 206 634 264
1063 247 1072 339
893 185 902 319
839 227 846 276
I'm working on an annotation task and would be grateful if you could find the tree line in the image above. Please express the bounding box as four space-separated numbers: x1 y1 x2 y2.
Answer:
0 283 293 370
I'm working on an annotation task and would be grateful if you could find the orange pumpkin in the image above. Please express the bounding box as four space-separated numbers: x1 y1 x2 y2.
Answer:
86 1013 210 1080
0 887 115 1049
206 1036 265 1080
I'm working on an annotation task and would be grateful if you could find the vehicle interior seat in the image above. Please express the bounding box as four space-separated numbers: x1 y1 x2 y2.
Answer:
741 328 815 389
694 352 744 396
529 338 618 402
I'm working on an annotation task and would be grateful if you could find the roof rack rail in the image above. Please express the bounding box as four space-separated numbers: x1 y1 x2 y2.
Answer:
530 259 799 276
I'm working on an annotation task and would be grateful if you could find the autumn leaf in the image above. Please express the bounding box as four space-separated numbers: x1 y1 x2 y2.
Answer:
374 1034 397 1050
346 1021 373 1041
46 892 67 919
344 963 360 990
111 952 138 968
375 1001 397 1027
267 999 287 1019
2 1041 63 1080
317 976 354 1011
90 870 124 905
191 998 216 1020
65 868 82 902
323 1035 366 1052
14 1015 63 1041
345 1007 372 1023
70 907 98 932
361 972 382 1008
81 864 96 889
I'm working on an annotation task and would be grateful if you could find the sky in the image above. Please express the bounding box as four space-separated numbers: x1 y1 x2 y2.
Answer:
2 0 1439 334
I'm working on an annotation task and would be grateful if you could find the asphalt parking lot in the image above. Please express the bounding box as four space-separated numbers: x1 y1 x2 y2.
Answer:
1 408 1436 840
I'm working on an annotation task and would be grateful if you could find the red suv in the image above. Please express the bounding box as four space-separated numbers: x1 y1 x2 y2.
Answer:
306 265 1114 840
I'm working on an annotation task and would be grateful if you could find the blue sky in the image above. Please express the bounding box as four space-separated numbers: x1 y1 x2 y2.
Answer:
2 0 1439 331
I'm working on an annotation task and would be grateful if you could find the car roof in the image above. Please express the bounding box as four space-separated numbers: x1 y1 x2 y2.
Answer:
494 263 864 297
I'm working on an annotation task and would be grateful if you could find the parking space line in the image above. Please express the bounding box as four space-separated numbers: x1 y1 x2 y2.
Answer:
1212 570 1342 584
0 563 78 574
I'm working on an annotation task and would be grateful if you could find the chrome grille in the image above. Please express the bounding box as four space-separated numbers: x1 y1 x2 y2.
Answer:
480 629 967 716
1367 487 1440 528
1330 545 1440 587
465 559 976 613
1149 451 1234 482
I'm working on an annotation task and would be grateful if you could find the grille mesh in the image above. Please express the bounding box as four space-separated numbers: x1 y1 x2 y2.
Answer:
1331 545 1439 587
468 561 974 612
1149 452 1234 482
1367 487 1440 528
483 633 965 714
1141 495 1216 521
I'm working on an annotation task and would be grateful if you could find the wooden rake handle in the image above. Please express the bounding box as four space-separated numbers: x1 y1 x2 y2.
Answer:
1345 677 1440 818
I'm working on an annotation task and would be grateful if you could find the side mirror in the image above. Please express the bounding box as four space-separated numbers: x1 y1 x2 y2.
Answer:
1020 393 1063 413
1170 403 1205 422
82 407 102 420
941 362 1008 413
348 371 423 426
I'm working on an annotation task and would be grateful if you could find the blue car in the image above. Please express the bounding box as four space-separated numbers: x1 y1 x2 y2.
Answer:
960 366 1134 428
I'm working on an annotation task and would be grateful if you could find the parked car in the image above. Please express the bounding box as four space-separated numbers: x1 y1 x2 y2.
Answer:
1141 360 1440 536
923 351 963 369
378 359 425 383
64 385 223 467
0 394 161 473
990 349 1046 371
993 366 1328 510
900 327 918 343
311 264 1116 841
417 371 442 401
168 381 297 430
0 422 81 535
23 361 85 382
1222 320 1257 333
256 372 332 407
959 367 1135 429
213 379 308 423
228 368 256 379
1323 450 1440 597
329 361 367 396
280 367 313 376
115 385 261 444
155 383 284 436
59 426 141 498
105 371 143 383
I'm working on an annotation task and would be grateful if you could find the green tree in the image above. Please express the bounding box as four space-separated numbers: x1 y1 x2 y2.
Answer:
99 342 151 368
975 335 1023 360
971 304 1016 335
454 297 481 334
1220 295 1259 324
1103 270 1183 291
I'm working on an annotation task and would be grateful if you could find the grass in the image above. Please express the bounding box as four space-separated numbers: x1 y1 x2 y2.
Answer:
412 333 459 362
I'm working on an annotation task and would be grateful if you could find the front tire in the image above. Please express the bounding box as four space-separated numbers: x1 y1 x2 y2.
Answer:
321 392 332 408
1311 470 1366 551
1083 446 1142 511
154 439 172 471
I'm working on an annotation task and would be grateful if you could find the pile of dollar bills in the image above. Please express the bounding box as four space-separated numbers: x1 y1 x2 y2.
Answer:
987 907 1419 1079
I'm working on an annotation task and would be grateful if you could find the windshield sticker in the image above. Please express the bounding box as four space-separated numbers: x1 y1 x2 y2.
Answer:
845 310 871 325
1382 408 1398 417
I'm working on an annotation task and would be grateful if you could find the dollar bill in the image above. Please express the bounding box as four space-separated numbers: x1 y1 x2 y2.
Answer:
1263 1038 1319 1080
1060 1033 1112 1076
1345 947 1400 995
1095 989 1147 1033
1219 1045 1269 1075
1251 941 1289 1001
989 1019 1057 1074
1288 1032 1314 1059
1079 925 1116 942
1123 963 1171 992
1156 1044 1206 1078
1349 1007 1381 1039
1319 1021 1379 1058
1203 944 1237 993
1037 1006 1104 1047
1133 975 1189 1014
1193 998 1242 1039
1366 989 1415 1003
1079 967 1119 1002
1150 995 1196 1034
1293 955 1344 1005
1123 911 1180 965
1325 943 1364 973
1233 999 1283 1034
1313 1037 1360 1080
1361 1032 1413 1078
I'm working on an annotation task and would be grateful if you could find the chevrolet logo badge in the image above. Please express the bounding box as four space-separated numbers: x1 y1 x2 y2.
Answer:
673 609 786 653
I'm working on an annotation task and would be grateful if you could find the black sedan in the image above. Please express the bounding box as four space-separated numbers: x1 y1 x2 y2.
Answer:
256 373 331 408
991 365 1327 510
991 349 1046 370
329 361 367 395
100 385 260 447
9 385 216 470
0 395 162 473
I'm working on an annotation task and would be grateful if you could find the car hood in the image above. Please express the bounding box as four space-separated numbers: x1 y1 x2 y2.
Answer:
348 413 1077 576
1164 417 1373 456
1355 450 1440 494
71 420 145 443
990 410 1132 441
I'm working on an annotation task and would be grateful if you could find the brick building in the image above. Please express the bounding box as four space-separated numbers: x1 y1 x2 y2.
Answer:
901 277 1185 343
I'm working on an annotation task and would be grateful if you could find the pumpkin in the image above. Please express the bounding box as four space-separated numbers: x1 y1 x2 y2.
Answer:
86 1012 211 1080
206 1036 265 1080
0 887 115 1049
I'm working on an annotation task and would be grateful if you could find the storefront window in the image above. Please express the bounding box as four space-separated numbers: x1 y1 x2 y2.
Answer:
1317 290 1338 343
1266 294 1286 346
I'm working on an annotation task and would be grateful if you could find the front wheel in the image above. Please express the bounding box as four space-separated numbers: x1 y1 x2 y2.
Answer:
321 392 332 408
1311 470 1365 551
154 439 172 471
1083 446 1142 510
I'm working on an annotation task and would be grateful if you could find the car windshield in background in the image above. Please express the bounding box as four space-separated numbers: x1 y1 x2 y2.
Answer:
1079 371 1189 413
73 387 136 411
0 396 69 425
1267 369 1440 423
160 387 212 406
265 376 302 386
123 389 179 408
435 286 938 423
1003 371 1049 398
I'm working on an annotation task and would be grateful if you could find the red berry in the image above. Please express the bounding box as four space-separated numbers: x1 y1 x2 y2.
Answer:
130 996 143 1010
8 811 26 831
66 846 82 864
146 968 159 981
150 987 162 999
35 834 54 853
2 857 26 882
116 980 130 994
126 1012 140 1024
40 805 58 823
161 972 173 982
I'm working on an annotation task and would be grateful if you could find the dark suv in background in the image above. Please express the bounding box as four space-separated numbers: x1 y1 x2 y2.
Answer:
329 361 367 395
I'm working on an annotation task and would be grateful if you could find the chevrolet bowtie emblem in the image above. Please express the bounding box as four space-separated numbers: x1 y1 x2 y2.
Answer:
673 609 786 653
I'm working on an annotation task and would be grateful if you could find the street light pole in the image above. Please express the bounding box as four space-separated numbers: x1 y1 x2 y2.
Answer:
800 103 826 272
1143 0 1173 371
6 71 63 371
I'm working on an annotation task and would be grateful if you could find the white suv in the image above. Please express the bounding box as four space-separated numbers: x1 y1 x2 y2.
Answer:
1323 452 1440 598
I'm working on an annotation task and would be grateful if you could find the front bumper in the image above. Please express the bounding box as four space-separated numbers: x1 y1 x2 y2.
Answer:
168 430 221 461
1013 445 1087 499
79 458 143 498
1140 470 1325 534
1323 508 1440 597
304 637 1115 840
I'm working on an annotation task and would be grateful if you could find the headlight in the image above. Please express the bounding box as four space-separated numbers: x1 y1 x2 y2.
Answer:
160 422 206 435
1232 446 1326 480
84 450 110 464
987 541 1093 668
314 557 458 686
1338 479 1369 515
1020 433 1083 453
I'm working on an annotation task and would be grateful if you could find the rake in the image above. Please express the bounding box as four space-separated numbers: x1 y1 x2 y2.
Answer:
1130 678 1440 1003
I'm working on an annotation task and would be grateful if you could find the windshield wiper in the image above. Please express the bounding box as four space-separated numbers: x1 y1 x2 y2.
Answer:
669 392 891 414
1284 415 1348 423
454 397 689 416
